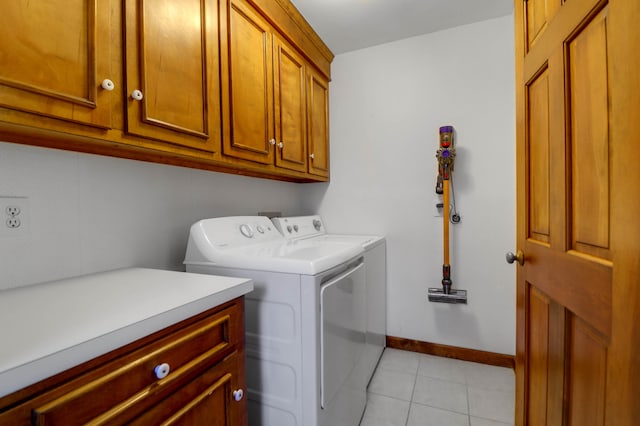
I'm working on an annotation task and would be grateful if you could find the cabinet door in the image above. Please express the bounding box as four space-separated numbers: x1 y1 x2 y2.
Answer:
124 0 222 152
307 69 330 178
273 35 308 173
221 0 274 165
0 0 112 128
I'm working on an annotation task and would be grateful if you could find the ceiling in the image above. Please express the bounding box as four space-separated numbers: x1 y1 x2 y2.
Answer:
289 0 514 55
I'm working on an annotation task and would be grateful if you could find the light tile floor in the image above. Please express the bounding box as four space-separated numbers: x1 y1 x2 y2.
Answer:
360 348 515 426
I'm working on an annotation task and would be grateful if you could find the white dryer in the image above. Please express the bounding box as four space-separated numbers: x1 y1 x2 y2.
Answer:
184 216 367 426
271 216 387 386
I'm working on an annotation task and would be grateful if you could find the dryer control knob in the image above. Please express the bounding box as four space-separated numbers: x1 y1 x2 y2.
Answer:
239 224 254 238
256 225 265 233
313 219 322 231
286 225 293 233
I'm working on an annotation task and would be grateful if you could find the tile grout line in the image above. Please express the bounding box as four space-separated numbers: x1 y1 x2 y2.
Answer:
465 383 471 426
404 366 419 426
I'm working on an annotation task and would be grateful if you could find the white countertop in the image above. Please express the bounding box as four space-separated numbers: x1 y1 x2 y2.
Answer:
0 268 253 398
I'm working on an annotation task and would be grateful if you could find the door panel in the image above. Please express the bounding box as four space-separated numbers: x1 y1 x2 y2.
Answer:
566 316 607 426
526 0 561 50
526 286 550 426
527 70 551 244
526 285 566 426
568 9 611 259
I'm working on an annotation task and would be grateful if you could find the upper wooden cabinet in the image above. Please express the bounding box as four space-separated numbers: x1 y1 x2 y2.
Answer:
0 0 333 182
123 0 223 153
0 0 113 128
221 0 311 174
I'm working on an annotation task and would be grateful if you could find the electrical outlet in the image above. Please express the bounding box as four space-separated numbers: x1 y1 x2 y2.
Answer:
0 196 29 237
6 217 21 228
6 206 20 216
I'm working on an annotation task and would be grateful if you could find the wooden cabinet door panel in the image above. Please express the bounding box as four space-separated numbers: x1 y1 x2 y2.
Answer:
307 68 330 178
124 0 221 152
0 0 112 128
221 0 274 165
273 35 307 172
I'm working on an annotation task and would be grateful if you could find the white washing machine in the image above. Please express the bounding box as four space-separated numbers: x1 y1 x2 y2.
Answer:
271 216 387 386
184 216 367 426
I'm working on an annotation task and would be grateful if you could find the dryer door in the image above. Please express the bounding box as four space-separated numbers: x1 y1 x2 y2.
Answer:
319 260 366 409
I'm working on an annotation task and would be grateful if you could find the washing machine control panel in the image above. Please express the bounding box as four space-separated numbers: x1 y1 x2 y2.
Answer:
271 216 326 239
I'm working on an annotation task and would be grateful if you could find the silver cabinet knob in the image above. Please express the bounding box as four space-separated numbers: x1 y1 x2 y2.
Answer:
309 153 315 160
269 139 276 146
278 142 284 149
154 362 170 379
131 89 144 101
101 79 115 91
506 250 524 265
232 389 244 401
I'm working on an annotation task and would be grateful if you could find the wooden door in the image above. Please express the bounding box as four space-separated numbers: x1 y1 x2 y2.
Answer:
124 0 221 152
0 0 112 128
515 0 640 425
273 35 308 173
307 68 330 178
221 0 274 165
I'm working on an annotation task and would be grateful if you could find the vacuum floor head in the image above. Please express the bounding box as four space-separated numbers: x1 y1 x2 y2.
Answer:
428 288 467 304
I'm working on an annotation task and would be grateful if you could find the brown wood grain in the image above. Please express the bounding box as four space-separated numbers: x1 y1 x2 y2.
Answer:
514 0 638 424
306 68 330 178
605 0 640 424
386 336 515 369
0 0 332 183
0 298 247 426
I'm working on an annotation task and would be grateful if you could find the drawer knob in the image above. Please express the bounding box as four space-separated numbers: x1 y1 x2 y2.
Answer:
232 389 244 401
131 89 144 101
154 362 171 379
101 79 115 91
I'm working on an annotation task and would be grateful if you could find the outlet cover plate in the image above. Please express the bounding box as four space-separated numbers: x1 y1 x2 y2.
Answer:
0 196 30 237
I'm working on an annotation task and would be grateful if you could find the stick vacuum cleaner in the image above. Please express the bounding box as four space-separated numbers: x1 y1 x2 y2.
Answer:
428 126 467 304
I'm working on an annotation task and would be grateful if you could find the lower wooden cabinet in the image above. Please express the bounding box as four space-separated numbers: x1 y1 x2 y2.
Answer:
0 298 247 426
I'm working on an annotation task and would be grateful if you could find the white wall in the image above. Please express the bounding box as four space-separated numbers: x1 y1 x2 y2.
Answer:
303 16 516 355
0 142 303 290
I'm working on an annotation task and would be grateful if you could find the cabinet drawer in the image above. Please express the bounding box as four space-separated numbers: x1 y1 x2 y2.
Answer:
130 349 245 425
32 301 242 425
